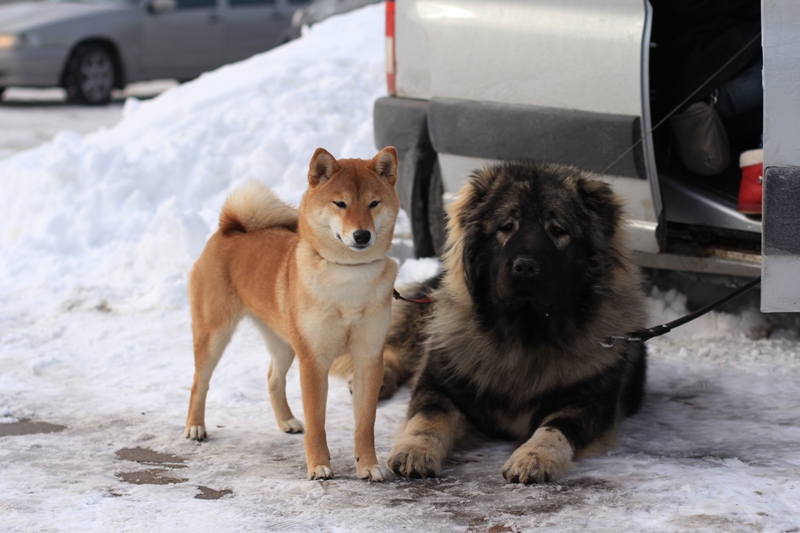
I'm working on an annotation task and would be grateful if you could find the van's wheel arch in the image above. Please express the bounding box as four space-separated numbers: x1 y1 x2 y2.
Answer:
62 42 120 105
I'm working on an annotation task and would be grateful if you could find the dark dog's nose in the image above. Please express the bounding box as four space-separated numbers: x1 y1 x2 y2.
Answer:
512 256 539 278
353 230 372 245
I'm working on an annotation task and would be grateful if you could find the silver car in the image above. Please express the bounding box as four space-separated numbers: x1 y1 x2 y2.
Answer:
289 0 378 39
0 0 310 105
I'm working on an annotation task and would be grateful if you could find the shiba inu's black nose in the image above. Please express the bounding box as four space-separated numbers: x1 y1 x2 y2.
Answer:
512 256 539 278
353 230 371 245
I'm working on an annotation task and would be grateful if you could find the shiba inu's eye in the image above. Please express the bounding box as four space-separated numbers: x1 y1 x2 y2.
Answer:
333 201 346 208
370 200 380 208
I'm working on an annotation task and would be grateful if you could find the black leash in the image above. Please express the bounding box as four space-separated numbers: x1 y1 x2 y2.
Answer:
395 277 762 345
599 276 761 348
392 288 433 304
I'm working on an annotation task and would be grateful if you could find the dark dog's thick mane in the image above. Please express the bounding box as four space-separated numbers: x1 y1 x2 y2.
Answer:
425 305 606 398
440 162 636 348
425 161 647 397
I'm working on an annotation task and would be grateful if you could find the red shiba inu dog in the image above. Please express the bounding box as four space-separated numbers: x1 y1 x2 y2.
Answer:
185 147 400 481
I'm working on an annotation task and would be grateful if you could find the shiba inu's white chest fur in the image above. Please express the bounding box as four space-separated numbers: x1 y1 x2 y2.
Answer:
295 241 397 363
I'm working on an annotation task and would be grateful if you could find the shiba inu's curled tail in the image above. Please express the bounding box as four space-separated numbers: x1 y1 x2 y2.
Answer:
219 181 298 235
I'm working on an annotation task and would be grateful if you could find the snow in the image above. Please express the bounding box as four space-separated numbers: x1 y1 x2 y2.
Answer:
1 4 799 532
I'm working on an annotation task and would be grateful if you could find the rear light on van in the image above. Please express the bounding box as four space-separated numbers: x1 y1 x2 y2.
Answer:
386 0 396 95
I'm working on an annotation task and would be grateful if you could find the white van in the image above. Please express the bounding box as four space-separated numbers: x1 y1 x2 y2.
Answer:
374 0 799 312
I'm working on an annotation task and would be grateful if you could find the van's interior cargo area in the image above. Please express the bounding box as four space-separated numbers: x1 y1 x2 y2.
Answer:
648 0 763 253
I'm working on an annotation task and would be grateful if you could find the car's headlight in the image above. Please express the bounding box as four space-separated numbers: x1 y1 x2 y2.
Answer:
0 34 16 50
0 32 40 50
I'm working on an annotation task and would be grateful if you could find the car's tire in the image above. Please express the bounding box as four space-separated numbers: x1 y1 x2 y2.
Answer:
63 43 116 105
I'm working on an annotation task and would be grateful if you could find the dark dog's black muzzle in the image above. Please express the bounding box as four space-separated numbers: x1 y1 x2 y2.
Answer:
512 256 539 278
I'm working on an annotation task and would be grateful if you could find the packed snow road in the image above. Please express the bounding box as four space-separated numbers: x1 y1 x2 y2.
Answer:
1 4 799 532
0 82 175 161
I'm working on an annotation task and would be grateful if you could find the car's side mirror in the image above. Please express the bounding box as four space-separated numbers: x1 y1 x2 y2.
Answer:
149 0 177 14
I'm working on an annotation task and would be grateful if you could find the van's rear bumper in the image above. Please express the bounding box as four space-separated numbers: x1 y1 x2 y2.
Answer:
762 166 800 312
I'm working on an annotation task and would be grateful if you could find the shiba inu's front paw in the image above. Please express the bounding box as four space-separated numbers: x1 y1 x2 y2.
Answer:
308 465 334 480
357 461 389 482
184 425 207 441
279 418 304 434
387 439 443 479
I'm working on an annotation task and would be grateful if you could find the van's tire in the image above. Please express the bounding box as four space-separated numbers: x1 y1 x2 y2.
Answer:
63 43 116 105
427 160 447 256
410 157 447 258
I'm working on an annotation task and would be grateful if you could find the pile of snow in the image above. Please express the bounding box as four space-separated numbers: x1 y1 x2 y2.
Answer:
1 4 799 532
0 5 396 313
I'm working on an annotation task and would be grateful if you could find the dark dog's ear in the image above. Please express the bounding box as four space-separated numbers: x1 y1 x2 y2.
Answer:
578 177 622 239
308 148 340 187
370 146 398 185
460 225 486 296
457 167 501 228
455 168 503 295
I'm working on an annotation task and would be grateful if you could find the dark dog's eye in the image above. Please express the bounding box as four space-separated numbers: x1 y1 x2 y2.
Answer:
549 224 568 238
498 222 514 233
370 200 380 208
333 201 346 208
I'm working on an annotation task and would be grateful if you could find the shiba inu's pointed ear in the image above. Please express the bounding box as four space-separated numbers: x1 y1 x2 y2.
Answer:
371 146 398 185
309 148 340 187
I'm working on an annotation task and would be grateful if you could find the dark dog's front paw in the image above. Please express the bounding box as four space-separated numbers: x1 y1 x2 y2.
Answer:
501 428 573 484
387 438 443 479
501 448 567 484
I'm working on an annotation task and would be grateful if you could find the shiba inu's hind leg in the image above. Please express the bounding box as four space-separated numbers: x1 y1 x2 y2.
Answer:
254 318 304 434
185 275 243 441
185 317 240 440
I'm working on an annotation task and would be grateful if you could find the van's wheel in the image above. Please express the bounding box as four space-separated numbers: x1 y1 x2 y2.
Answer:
411 158 447 258
427 160 447 256
63 43 116 105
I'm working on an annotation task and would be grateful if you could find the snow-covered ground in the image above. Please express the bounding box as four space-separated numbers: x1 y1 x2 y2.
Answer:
1 5 799 532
